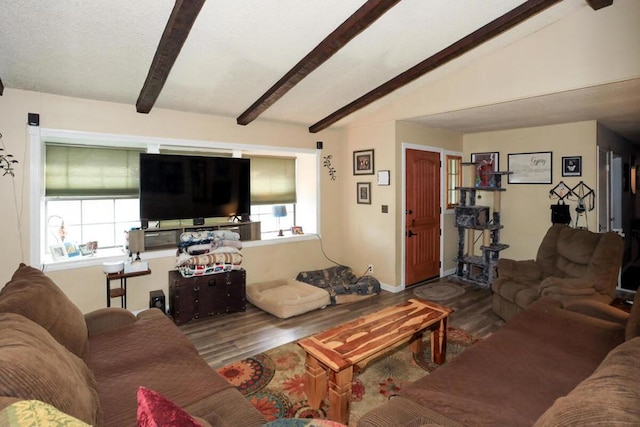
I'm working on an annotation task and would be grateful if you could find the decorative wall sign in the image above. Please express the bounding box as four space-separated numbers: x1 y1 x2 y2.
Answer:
357 182 371 204
508 151 552 184
471 152 499 187
561 156 582 177
353 149 374 175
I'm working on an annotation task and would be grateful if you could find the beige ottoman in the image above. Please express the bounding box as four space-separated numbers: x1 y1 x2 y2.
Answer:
246 279 331 319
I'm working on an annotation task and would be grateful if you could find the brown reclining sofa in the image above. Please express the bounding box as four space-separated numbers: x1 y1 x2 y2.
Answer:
0 264 267 426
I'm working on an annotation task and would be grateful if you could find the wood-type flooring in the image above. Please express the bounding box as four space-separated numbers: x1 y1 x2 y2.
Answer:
180 277 505 369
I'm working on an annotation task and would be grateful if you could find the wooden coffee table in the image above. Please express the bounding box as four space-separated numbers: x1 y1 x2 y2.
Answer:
297 298 453 424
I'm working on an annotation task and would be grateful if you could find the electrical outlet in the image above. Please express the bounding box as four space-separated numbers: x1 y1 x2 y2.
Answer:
368 264 374 273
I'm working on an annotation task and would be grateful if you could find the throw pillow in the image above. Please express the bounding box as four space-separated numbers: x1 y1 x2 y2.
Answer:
137 387 202 427
0 399 90 427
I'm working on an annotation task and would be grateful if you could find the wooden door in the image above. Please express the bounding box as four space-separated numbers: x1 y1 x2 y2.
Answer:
405 149 440 286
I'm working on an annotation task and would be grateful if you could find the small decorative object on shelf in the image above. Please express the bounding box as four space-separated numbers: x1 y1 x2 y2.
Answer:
0 132 19 177
272 205 287 236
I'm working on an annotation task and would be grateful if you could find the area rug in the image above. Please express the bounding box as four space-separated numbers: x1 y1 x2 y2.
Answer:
216 327 479 426
412 281 465 301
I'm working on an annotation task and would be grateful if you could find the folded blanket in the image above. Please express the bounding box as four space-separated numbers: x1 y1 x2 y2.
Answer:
178 263 243 278
179 230 240 246
179 252 243 267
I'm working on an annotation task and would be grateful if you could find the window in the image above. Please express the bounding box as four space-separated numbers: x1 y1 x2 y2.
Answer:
446 155 462 209
31 129 319 269
44 144 143 254
248 155 297 236
250 203 295 237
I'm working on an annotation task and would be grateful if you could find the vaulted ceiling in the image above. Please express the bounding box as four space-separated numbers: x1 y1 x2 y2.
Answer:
1 0 638 141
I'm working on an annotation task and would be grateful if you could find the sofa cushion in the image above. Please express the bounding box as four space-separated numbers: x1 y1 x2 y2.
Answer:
86 309 262 426
0 313 102 425
534 337 640 426
0 264 88 359
398 297 625 426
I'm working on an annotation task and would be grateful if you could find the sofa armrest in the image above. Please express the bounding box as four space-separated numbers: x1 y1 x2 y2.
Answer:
562 300 629 325
84 307 137 336
136 307 167 320
497 259 541 280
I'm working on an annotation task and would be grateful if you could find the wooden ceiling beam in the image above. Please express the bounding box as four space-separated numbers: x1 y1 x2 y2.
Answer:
586 0 613 10
236 0 401 126
309 0 562 133
136 0 205 114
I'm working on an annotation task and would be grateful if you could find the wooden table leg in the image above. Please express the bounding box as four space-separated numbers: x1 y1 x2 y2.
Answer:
408 331 424 355
328 366 353 425
430 317 448 365
304 353 327 409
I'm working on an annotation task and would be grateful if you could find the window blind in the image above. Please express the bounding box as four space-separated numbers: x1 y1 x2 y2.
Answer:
249 156 297 205
45 144 142 197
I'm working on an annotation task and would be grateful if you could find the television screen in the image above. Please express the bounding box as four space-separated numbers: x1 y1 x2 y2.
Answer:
139 153 251 221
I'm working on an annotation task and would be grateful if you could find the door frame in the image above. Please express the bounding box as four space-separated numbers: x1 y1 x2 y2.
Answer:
401 143 445 288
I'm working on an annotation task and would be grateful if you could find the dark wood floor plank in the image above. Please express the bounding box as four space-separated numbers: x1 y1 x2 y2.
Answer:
181 278 504 368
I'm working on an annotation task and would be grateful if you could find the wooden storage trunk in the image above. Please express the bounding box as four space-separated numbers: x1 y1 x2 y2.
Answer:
168 269 246 325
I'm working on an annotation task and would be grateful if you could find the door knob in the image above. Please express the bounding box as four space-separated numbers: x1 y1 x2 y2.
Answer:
407 230 416 237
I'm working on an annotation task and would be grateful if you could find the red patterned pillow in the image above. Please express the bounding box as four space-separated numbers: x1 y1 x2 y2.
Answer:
136 387 201 427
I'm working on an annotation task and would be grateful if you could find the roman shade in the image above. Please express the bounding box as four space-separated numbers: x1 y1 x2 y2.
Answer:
45 144 142 197
248 156 296 205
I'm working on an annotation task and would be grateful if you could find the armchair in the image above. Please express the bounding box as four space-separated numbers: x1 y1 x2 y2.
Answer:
492 224 623 321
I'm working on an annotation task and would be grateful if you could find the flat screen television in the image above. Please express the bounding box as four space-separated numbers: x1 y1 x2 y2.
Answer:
139 153 251 222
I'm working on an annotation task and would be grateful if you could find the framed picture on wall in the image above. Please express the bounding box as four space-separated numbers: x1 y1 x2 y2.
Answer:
508 151 552 184
562 156 582 177
357 182 371 204
353 149 374 175
471 152 499 187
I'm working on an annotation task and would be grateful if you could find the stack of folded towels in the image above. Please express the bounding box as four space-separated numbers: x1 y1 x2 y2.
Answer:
175 229 243 277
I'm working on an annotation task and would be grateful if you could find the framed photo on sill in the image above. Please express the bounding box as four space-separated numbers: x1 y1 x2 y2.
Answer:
357 182 371 204
562 156 582 177
353 149 374 175
64 242 81 257
50 244 68 261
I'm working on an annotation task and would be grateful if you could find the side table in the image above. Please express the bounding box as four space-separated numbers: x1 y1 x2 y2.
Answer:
105 269 152 308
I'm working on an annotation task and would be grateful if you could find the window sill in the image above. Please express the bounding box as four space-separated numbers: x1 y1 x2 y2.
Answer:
42 234 316 271
43 247 132 272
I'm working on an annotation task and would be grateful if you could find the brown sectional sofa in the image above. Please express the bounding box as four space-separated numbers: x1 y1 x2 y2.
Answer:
358 291 640 426
0 264 267 426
